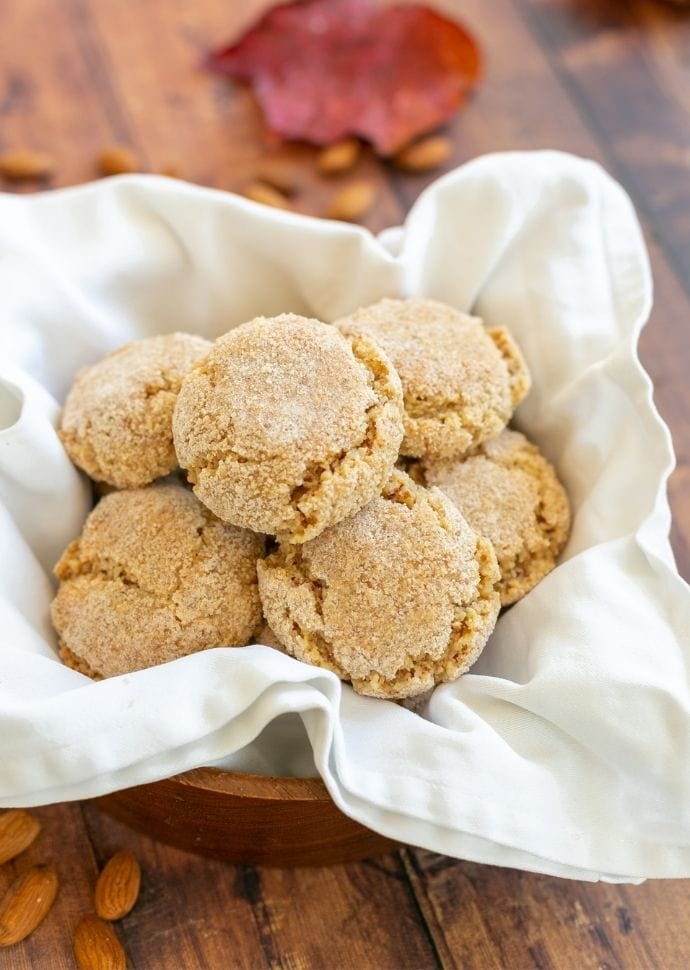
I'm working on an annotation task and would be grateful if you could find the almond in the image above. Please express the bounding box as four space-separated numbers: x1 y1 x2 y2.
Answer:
0 864 59 946
243 181 291 210
317 138 361 176
94 850 140 921
0 810 41 865
393 135 452 172
256 157 301 196
326 180 376 222
0 150 53 181
73 915 126 970
98 147 139 177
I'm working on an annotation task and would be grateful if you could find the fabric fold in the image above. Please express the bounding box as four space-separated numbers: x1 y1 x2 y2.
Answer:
0 150 688 881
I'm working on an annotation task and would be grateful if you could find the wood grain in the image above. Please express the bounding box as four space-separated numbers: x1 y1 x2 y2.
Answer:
94 769 397 867
1 0 690 967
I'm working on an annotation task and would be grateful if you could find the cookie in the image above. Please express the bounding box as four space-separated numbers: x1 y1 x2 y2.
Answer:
51 484 264 678
336 297 530 460
60 332 211 489
253 621 287 653
420 429 570 605
173 314 404 543
257 470 500 699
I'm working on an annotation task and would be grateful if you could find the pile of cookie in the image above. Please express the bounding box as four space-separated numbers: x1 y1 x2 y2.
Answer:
51 299 570 700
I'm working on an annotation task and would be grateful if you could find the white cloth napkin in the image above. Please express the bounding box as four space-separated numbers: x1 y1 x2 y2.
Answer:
1 151 689 882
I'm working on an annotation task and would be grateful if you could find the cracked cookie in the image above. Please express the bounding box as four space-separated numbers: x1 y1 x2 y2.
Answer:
336 297 530 460
257 470 500 699
60 332 211 489
52 484 264 678
253 621 287 653
419 429 571 606
173 314 404 543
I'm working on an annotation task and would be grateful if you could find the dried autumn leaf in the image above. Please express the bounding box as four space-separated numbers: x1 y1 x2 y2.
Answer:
207 0 481 156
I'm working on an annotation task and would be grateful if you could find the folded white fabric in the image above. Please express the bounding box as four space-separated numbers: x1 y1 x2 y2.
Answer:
1 151 689 882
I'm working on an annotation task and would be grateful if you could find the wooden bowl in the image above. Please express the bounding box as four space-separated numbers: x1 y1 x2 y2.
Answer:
92 767 398 867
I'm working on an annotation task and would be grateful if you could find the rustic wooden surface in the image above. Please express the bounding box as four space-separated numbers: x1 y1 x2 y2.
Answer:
2 0 690 967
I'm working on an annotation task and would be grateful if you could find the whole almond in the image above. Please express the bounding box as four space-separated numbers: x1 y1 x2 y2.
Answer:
94 850 140 921
326 180 376 222
243 181 291 210
98 147 139 177
0 150 53 181
256 157 301 196
0 864 59 946
393 135 452 172
73 915 126 970
0 810 41 865
317 138 361 176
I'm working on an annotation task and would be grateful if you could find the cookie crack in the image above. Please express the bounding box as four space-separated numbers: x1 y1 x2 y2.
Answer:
56 550 148 590
283 334 400 538
354 535 499 697
486 444 570 558
487 326 531 406
142 368 183 400
272 546 349 679
181 446 251 484
270 528 499 699
56 525 210 624
404 391 508 440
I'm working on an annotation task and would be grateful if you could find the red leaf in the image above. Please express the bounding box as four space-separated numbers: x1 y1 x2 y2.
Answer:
207 0 481 155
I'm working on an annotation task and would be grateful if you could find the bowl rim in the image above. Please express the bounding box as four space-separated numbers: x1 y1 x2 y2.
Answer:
175 766 330 802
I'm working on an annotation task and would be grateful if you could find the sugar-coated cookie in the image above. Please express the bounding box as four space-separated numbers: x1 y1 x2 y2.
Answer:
253 621 287 653
336 297 530 460
60 332 211 489
420 429 570 605
173 314 404 543
257 470 500 699
52 484 264 678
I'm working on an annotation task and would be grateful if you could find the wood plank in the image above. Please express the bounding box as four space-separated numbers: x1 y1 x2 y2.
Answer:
521 0 690 289
403 849 690 970
0 0 129 188
80 804 440 970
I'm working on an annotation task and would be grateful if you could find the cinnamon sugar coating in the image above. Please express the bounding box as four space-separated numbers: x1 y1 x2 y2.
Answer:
420 429 571 605
257 470 500 699
51 484 264 678
173 314 404 543
336 297 530 460
253 621 287 653
59 644 103 679
60 332 211 489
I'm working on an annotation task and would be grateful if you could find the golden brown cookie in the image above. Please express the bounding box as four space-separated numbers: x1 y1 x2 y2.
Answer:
336 297 530 460
173 314 404 543
51 484 264 678
253 621 287 653
257 470 500 699
420 429 571 605
59 644 103 680
60 332 211 489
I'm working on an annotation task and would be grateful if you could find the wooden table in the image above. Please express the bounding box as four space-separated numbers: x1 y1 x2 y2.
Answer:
2 1 690 967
